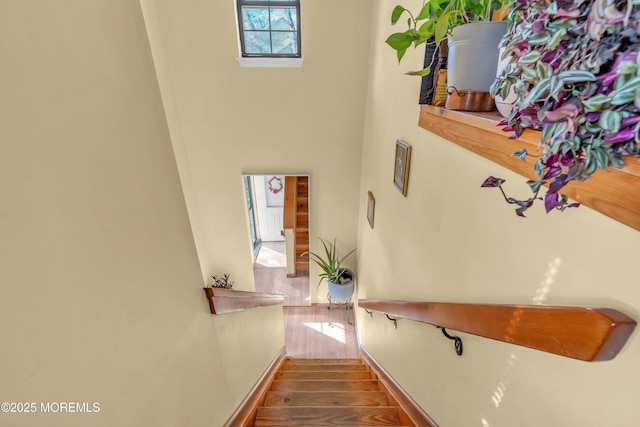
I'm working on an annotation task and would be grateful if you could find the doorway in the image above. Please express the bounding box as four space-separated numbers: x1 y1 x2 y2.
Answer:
243 174 310 306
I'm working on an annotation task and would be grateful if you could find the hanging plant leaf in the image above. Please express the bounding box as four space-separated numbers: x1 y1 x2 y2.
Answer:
610 91 635 105
558 70 596 83
582 94 612 112
406 67 433 76
599 110 623 132
529 32 551 45
391 6 407 25
547 28 566 50
481 176 506 187
522 78 551 106
512 148 529 160
386 33 413 62
518 51 542 65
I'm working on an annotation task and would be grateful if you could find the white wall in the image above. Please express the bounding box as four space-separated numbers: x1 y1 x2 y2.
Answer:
356 1 640 426
0 1 284 425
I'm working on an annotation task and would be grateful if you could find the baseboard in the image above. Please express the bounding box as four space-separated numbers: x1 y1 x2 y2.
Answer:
224 346 287 427
360 346 439 427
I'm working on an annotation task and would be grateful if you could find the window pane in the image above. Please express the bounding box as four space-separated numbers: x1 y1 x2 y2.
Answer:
242 8 269 30
238 0 300 57
244 31 271 54
271 31 297 54
270 8 296 31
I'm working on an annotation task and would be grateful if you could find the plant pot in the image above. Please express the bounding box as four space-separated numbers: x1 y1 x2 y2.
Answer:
328 269 354 302
447 21 508 93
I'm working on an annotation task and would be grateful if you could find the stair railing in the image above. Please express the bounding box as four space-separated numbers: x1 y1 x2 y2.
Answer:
203 288 284 314
358 299 636 361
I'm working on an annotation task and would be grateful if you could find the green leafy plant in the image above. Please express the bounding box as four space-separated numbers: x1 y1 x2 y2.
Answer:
302 239 356 287
486 0 640 217
386 0 507 76
210 273 234 289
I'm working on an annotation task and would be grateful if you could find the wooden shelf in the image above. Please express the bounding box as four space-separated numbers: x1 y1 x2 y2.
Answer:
203 288 284 314
359 299 636 361
419 105 640 231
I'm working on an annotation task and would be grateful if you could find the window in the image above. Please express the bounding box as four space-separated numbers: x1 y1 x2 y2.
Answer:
237 0 301 61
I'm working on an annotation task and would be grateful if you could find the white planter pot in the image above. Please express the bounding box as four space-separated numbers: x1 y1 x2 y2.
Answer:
447 21 508 92
328 269 354 302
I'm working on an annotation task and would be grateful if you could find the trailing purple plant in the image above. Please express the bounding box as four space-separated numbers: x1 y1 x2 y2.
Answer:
487 0 640 217
481 175 580 217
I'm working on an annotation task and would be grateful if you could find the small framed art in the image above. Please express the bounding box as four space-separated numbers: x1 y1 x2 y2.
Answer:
367 191 375 228
393 139 412 196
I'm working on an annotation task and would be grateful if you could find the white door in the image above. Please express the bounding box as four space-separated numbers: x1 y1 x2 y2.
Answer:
253 175 285 242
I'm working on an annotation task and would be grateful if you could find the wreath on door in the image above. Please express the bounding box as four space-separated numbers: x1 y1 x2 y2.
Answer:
267 176 283 194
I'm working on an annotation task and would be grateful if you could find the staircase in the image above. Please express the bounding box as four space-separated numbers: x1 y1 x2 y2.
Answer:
253 357 417 426
283 176 309 277
293 176 309 275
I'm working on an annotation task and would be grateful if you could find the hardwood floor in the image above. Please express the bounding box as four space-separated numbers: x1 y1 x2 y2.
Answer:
253 241 311 306
283 304 359 359
255 241 287 268
254 242 358 359
253 267 311 306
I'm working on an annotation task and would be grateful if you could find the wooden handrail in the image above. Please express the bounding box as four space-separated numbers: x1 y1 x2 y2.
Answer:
359 299 636 362
204 288 284 314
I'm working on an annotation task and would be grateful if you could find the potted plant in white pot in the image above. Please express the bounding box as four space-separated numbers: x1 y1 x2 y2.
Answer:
386 0 508 110
302 238 356 303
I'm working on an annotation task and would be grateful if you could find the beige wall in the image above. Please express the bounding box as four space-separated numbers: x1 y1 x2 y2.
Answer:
5 0 638 425
140 0 371 300
356 1 640 426
0 1 283 426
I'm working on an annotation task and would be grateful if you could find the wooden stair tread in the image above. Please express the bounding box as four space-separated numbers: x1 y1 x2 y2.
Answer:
284 358 363 365
254 406 401 426
265 391 388 407
279 364 368 372
276 370 375 381
271 380 381 392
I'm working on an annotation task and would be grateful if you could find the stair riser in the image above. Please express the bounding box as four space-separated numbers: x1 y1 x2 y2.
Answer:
271 380 382 392
279 364 368 372
284 358 364 365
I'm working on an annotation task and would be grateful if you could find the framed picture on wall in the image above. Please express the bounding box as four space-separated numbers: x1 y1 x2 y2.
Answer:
367 191 375 228
393 139 412 196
